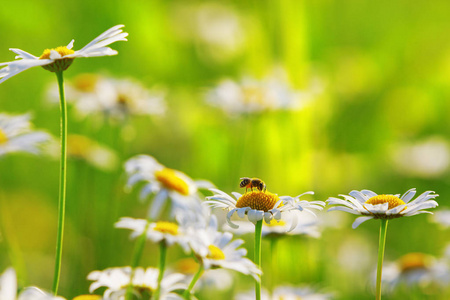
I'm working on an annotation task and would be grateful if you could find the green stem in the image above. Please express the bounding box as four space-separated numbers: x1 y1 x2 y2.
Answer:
376 219 388 300
125 223 150 300
269 237 278 292
255 220 263 300
153 242 168 300
183 264 204 299
52 71 67 295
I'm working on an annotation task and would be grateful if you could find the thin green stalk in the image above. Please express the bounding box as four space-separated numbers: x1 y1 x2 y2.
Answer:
125 223 150 300
183 264 204 300
52 71 67 295
269 237 278 292
153 242 168 300
376 219 389 300
255 220 263 300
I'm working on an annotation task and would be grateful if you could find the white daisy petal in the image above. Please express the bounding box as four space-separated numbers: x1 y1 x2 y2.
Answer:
352 216 373 229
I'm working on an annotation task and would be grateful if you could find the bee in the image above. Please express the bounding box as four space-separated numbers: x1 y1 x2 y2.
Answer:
239 177 267 193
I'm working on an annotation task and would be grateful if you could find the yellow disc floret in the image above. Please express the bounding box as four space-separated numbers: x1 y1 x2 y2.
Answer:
236 191 280 212
207 245 225 260
175 258 199 274
155 168 190 196
365 195 406 210
399 253 429 273
154 221 179 235
73 73 99 92
73 296 102 300
0 129 8 144
39 46 75 72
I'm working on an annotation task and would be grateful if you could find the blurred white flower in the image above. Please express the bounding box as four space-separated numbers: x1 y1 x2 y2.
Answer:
0 113 51 156
188 215 261 280
327 189 439 228
115 217 190 252
235 285 332 300
124 155 214 219
0 25 127 82
391 137 450 178
88 267 186 300
206 69 322 115
431 209 450 228
46 74 166 123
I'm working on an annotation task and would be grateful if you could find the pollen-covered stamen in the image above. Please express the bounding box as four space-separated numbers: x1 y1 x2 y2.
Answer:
154 221 179 235
39 46 75 72
399 253 429 273
155 168 190 196
365 195 406 209
236 191 280 212
206 245 225 260
0 129 8 144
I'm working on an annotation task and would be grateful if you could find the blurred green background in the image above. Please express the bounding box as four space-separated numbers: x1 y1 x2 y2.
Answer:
1 0 450 299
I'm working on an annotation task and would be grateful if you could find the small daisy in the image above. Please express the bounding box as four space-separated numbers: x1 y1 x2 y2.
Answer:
0 25 127 82
188 216 261 280
124 155 214 219
46 74 166 122
0 113 51 156
431 209 450 229
115 217 190 252
326 188 439 229
88 267 186 300
205 189 322 229
235 286 332 300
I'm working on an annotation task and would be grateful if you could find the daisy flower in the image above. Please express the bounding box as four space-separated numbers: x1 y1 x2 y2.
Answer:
327 188 439 299
381 252 450 290
431 209 450 228
115 217 190 252
124 155 214 219
87 267 186 300
0 113 51 156
0 25 127 82
205 189 322 229
326 188 439 229
235 286 332 300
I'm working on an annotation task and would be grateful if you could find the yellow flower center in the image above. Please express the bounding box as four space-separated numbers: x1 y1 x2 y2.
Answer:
0 129 8 144
399 253 429 273
68 134 92 158
72 296 102 300
364 195 406 209
264 219 286 227
206 245 225 260
154 221 179 235
40 46 75 59
39 46 75 72
154 168 190 196
73 73 99 92
242 86 265 105
236 191 280 212
175 258 199 274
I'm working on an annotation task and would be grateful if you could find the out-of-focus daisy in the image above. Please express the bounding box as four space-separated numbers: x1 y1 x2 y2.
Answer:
124 155 214 219
46 74 166 122
115 217 190 252
206 189 323 229
381 252 450 289
0 25 127 82
172 258 234 292
0 268 65 300
47 134 118 171
431 209 450 229
235 286 332 300
188 216 260 280
223 210 322 239
88 267 186 300
206 69 322 115
327 188 439 229
391 137 450 178
0 113 51 156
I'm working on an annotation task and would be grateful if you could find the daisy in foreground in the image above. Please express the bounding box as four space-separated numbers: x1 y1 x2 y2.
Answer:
125 155 214 220
0 113 51 156
206 188 324 300
88 267 186 300
0 24 128 295
327 188 439 300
